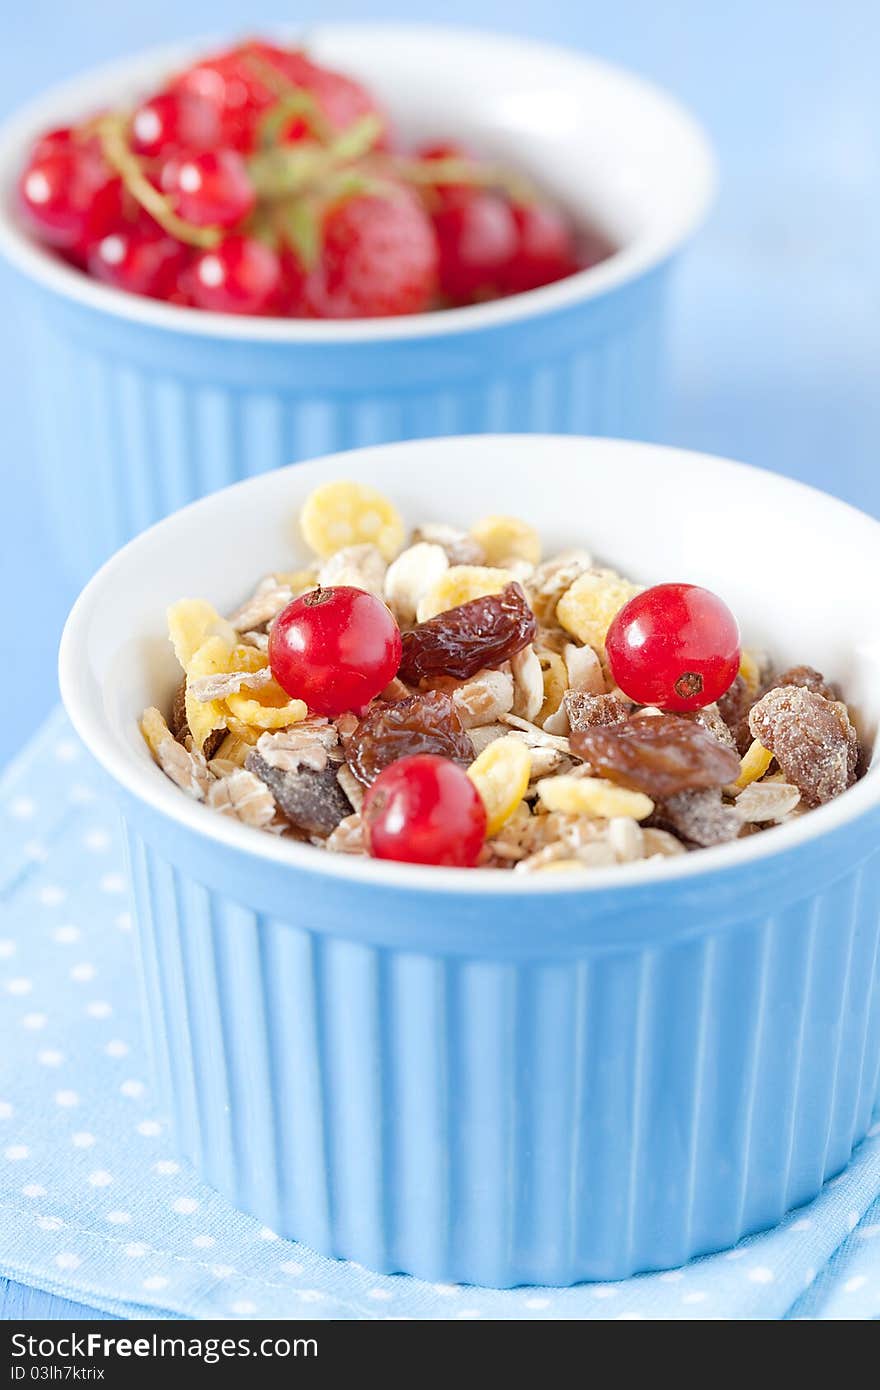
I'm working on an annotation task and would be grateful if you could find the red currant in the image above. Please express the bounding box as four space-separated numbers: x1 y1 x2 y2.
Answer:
268 586 402 717
130 91 221 158
190 235 281 314
362 754 487 867
502 201 579 294
606 583 742 712
163 149 254 228
18 139 123 255
88 224 189 298
433 191 517 303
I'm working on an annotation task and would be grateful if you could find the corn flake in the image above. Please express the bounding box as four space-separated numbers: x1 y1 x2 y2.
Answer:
300 481 405 561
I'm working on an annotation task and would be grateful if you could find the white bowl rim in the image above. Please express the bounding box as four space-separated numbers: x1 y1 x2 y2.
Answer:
0 22 716 344
59 434 880 898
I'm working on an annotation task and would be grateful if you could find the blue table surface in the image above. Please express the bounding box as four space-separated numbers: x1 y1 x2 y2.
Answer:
2 0 879 1321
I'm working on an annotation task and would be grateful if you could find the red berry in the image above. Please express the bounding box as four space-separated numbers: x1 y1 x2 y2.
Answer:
302 189 438 318
189 235 281 314
163 149 254 228
18 138 123 255
268 586 402 717
415 141 478 209
606 583 742 712
362 754 487 867
130 91 221 157
88 223 190 298
433 191 517 303
502 201 579 294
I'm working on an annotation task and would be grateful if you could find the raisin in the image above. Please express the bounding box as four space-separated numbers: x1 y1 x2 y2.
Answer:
748 686 859 806
717 674 753 753
346 690 475 787
564 691 630 732
769 664 838 701
245 750 351 836
398 583 536 684
652 789 741 847
571 713 741 800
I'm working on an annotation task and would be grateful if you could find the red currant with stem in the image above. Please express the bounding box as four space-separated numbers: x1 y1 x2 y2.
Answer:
130 91 221 157
268 586 402 717
18 141 123 254
605 583 741 712
362 754 487 867
88 224 190 298
163 148 255 228
502 201 579 294
190 235 281 314
433 191 517 303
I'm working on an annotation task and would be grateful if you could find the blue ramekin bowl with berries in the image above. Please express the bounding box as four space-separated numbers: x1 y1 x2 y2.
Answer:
0 25 714 585
59 435 880 1287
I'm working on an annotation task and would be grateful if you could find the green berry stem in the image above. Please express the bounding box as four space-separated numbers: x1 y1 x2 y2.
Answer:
97 114 223 249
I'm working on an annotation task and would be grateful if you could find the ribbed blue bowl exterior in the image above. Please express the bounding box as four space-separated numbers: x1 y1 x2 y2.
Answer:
120 793 880 1287
17 267 668 584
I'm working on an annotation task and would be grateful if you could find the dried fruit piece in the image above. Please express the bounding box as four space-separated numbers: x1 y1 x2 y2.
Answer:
555 568 641 650
399 583 536 684
416 565 514 623
300 480 405 561
748 686 859 806
168 598 237 671
536 775 654 821
467 735 532 836
470 515 541 567
685 703 738 750
735 781 801 824
734 739 774 790
652 789 741 847
384 542 449 625
347 690 474 786
769 664 838 701
564 691 630 732
246 749 351 836
571 713 741 800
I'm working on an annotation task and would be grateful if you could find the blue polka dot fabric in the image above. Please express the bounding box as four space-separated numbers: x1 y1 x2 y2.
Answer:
2 710 880 1321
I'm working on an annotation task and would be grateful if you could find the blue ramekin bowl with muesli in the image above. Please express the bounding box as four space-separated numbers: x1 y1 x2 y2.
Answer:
59 436 880 1287
0 25 714 585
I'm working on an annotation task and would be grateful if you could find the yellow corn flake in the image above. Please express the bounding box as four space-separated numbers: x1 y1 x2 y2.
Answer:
223 717 263 745
735 739 774 790
140 706 172 759
225 680 308 730
214 731 257 767
167 599 236 672
537 649 567 724
416 565 514 623
273 566 319 597
739 650 762 696
300 480 405 562
467 736 532 837
184 636 235 750
537 775 654 821
555 569 641 650
470 515 541 567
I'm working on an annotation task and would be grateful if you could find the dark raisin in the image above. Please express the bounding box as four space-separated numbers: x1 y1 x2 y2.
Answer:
571 713 741 800
769 665 838 701
346 690 475 787
717 674 753 753
748 686 859 806
564 691 630 732
398 583 536 684
245 750 351 835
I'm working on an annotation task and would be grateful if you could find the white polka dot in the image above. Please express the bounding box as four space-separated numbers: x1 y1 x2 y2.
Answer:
53 924 81 944
142 1275 169 1291
294 1290 324 1303
5 1145 29 1161
137 1120 162 1137
70 963 96 983
37 1215 63 1231
100 874 126 895
106 1211 131 1224
193 1235 215 1249
72 1132 95 1149
22 1184 46 1199
86 1001 112 1019
24 840 48 862
120 1079 145 1099
790 1217 813 1232
55 740 79 762
6 978 32 996
55 1253 80 1270
55 1090 79 1108
115 913 132 932
367 1288 392 1301
10 797 36 818
211 1264 235 1279
455 1309 482 1319
258 1226 278 1241
154 1160 180 1176
524 1296 550 1309
659 1270 684 1282
682 1290 707 1304
279 1260 303 1275
231 1300 256 1315
590 1285 618 1299
747 1266 775 1284
106 1040 130 1059
22 1013 47 1030
0 939 15 959
39 886 66 907
0 1102 13 1119
844 1275 867 1293
84 829 111 852
37 1049 64 1067
172 1196 199 1215
858 1223 880 1240
88 1169 113 1188
69 784 96 805
123 1242 148 1258
846 1210 859 1231
431 1283 458 1296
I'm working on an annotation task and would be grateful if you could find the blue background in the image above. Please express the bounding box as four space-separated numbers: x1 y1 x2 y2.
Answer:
2 0 878 767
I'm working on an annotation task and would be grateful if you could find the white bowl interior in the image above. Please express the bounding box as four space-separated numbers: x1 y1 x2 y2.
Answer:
0 25 715 341
61 436 880 893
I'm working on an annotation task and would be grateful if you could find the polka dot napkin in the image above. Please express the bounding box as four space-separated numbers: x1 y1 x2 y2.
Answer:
2 710 879 1321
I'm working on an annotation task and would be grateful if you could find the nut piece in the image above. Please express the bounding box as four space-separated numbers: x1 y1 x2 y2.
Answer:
735 781 801 824
384 542 449 625
452 669 516 728
748 685 859 807
318 543 387 598
510 645 544 722
245 749 351 836
555 568 642 651
564 642 606 695
536 775 654 821
416 565 514 623
468 736 532 836
300 480 405 561
564 691 630 733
